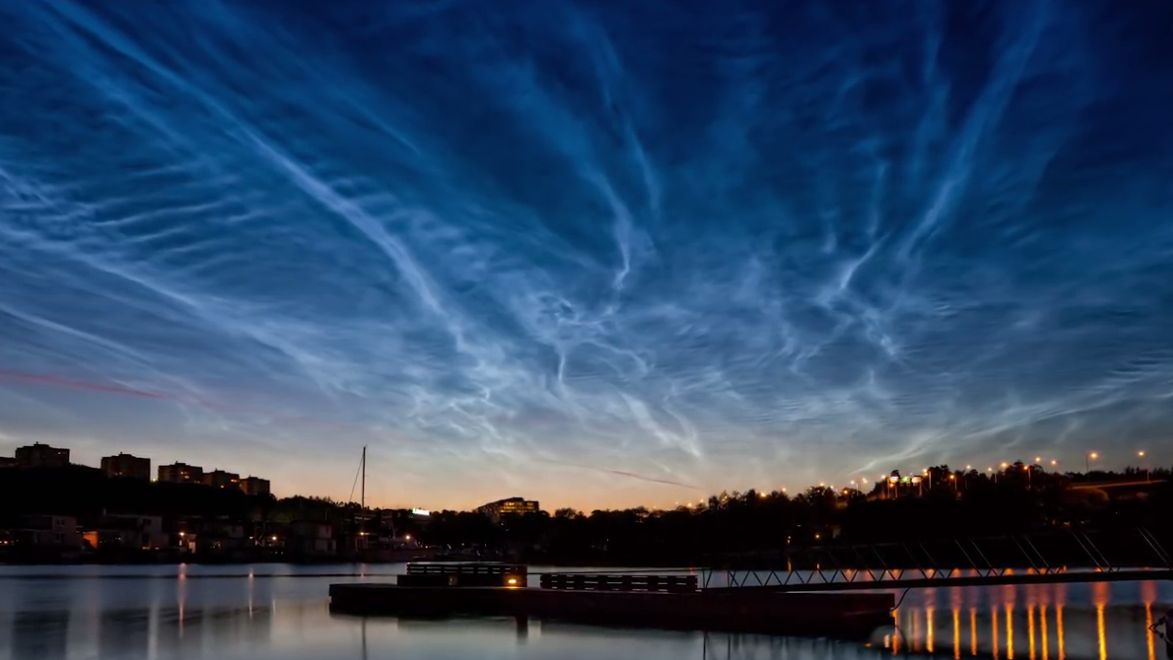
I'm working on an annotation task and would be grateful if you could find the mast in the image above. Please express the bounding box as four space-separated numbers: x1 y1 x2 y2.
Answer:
360 445 366 510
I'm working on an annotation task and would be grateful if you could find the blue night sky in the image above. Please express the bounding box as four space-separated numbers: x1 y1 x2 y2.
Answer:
1 1 1172 509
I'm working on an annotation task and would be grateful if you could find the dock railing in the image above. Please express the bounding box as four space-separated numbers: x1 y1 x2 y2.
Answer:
699 526 1173 592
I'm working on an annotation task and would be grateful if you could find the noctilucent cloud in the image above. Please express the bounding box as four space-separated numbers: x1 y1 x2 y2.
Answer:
2 1 1172 509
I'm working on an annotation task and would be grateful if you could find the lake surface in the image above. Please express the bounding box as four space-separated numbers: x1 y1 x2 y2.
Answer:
0 564 1169 659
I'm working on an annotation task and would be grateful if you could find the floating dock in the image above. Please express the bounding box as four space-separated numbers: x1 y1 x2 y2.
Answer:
328 582 893 638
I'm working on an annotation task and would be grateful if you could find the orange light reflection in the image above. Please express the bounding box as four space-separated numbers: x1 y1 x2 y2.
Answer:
1029 605 1036 660
953 608 961 660
970 607 978 657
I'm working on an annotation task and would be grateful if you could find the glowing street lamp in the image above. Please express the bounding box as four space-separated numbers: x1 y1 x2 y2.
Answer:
1086 451 1099 473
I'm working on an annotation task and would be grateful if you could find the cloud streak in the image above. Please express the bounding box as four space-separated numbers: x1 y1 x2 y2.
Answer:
1 0 1171 508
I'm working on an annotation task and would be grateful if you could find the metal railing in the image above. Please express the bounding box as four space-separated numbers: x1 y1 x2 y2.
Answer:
700 527 1173 592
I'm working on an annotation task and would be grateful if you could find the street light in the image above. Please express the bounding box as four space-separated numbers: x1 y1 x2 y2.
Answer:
1087 451 1099 473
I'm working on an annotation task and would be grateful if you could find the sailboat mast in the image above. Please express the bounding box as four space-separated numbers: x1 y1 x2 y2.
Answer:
360 445 366 510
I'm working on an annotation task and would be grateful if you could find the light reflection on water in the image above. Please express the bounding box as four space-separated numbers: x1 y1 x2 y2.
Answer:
0 565 1168 659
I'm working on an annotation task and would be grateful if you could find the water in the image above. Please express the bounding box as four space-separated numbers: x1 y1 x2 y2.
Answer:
0 564 1169 659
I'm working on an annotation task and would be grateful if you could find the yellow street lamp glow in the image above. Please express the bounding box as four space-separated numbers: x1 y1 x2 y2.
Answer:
1089 452 1099 460
1138 450 1146 458
1034 456 1042 464
965 465 972 471
1000 462 1009 469
1050 459 1058 466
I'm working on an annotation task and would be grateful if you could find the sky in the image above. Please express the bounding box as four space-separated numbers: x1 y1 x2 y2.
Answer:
1 1 1172 511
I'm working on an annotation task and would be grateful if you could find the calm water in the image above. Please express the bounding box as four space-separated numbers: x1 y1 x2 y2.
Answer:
0 564 1169 659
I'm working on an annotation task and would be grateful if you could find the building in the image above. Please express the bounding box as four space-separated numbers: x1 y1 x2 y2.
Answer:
203 469 240 490
158 462 204 484
14 443 69 468
101 453 151 480
288 520 336 558
9 515 80 549
240 476 270 497
82 515 167 551
476 497 540 522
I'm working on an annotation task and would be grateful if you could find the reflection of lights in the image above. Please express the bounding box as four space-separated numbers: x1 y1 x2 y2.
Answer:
506 576 519 587
1145 601 1156 660
926 606 934 654
1006 603 1014 660
1028 606 1036 660
1096 604 1107 660
971 608 978 657
952 608 961 660
1057 605 1065 660
893 608 902 654
952 609 961 660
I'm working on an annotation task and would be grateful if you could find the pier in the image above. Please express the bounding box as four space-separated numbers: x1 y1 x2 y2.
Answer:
329 564 894 638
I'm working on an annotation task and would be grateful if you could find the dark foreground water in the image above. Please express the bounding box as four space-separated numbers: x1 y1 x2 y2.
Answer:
0 565 1169 659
